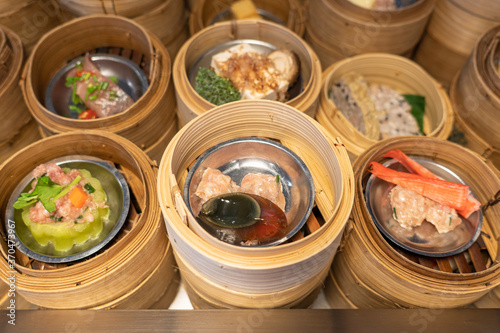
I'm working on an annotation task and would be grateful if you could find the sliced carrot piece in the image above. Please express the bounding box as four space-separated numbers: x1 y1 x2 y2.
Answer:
383 149 439 179
369 161 470 211
69 187 88 208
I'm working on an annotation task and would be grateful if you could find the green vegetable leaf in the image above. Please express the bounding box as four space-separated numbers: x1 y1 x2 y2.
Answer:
13 176 63 212
108 76 118 83
195 67 241 106
402 94 425 135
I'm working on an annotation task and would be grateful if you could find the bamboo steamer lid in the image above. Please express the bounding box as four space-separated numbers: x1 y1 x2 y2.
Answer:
450 25 500 171
0 0 63 55
0 130 179 309
157 100 355 309
413 0 500 88
189 0 305 37
56 0 189 59
173 19 322 127
305 0 435 69
325 136 500 308
316 53 454 161
21 15 177 162
0 25 40 161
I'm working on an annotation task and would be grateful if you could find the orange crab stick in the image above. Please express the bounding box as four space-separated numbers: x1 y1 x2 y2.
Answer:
369 161 470 211
383 149 439 179
382 150 482 218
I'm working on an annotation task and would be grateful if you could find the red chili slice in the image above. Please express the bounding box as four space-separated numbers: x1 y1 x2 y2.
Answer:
78 109 97 120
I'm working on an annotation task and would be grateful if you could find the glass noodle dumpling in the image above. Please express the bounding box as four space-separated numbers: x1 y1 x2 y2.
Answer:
195 43 299 105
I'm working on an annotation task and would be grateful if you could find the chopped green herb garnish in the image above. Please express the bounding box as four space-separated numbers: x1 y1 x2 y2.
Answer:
69 105 84 114
74 221 78 224
102 81 109 90
71 83 83 105
49 216 63 222
108 90 118 101
108 76 118 83
402 94 426 135
449 215 452 226
195 67 241 106
92 74 98 83
65 76 81 87
393 207 398 220
84 183 95 194
76 215 83 220
276 174 280 184
52 176 82 202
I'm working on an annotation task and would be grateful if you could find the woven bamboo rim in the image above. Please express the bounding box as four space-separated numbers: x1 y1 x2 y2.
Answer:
189 0 305 37
55 0 165 17
316 53 454 161
172 19 322 127
0 130 177 309
305 0 434 61
58 0 189 60
449 25 500 170
0 25 40 161
21 15 177 162
0 0 63 55
450 75 500 172
157 100 354 308
413 0 500 88
473 286 500 308
327 136 500 308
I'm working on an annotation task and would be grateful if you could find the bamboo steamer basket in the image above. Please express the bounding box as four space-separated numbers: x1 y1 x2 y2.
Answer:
305 0 435 69
0 0 63 55
316 53 454 161
0 281 36 310
56 0 189 59
189 0 305 37
473 286 500 308
157 100 355 309
0 25 40 161
325 136 500 308
413 0 500 88
173 20 322 127
0 130 179 309
21 15 177 163
449 25 500 171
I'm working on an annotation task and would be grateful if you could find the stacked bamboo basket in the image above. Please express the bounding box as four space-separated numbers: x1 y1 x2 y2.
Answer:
189 0 306 37
173 19 322 127
55 0 189 59
474 286 500 308
0 0 63 55
21 15 178 162
450 25 500 172
158 100 355 309
324 136 500 308
414 0 500 88
304 0 435 69
316 53 454 161
0 25 40 162
0 131 179 309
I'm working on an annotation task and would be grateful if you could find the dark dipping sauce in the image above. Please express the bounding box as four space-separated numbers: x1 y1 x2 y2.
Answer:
197 192 288 246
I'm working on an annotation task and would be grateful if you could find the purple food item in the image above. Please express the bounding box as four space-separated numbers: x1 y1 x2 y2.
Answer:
66 53 134 118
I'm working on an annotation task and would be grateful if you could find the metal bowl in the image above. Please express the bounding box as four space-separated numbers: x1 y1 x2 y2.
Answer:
188 39 304 101
184 137 315 247
5 156 130 263
44 53 149 118
365 157 483 257
210 9 285 26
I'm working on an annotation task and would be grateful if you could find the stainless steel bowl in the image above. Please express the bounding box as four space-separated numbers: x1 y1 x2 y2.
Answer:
5 156 130 263
188 39 304 101
184 137 315 247
365 157 483 257
45 54 149 118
